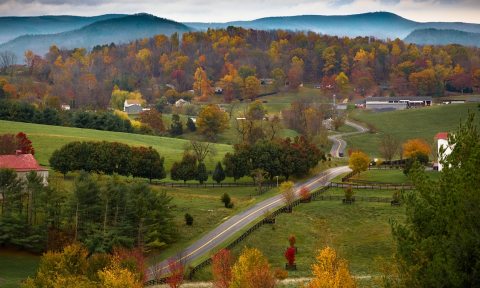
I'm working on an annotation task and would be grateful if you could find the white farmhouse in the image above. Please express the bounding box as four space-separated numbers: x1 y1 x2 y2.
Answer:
435 132 454 171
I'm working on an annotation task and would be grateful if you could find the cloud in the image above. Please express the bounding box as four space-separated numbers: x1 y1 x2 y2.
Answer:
329 0 356 6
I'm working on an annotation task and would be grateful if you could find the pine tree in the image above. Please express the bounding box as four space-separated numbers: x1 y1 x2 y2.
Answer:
197 162 208 184
212 162 226 184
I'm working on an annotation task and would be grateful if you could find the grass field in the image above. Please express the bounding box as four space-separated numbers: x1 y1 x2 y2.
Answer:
149 185 282 262
346 103 480 157
0 250 39 288
192 196 405 287
0 120 232 170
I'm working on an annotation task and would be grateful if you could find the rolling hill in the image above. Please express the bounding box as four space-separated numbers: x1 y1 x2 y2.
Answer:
405 28 480 47
0 14 125 44
0 13 192 62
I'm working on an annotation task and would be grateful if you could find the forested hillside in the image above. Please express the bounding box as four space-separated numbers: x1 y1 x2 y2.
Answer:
1 27 480 110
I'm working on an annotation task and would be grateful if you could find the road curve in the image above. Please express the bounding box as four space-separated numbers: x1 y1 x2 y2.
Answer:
328 120 369 158
147 165 351 280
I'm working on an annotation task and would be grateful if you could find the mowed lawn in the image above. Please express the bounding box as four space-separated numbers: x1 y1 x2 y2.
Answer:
0 120 232 170
192 197 405 286
346 103 480 157
0 250 39 288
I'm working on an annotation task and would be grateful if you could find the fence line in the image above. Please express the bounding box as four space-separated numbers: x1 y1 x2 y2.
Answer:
152 181 276 188
144 182 404 286
341 170 358 182
329 182 414 190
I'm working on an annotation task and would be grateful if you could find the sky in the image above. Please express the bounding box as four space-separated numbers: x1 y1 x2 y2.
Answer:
0 0 479 23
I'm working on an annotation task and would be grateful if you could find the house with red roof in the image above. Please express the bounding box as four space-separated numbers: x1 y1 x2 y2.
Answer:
0 153 48 185
435 132 453 171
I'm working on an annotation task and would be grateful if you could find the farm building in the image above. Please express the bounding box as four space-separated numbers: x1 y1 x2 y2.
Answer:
435 132 454 171
175 98 190 107
123 99 143 114
361 96 432 111
0 153 49 185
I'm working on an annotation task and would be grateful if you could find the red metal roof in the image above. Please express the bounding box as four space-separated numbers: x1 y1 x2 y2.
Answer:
0 154 47 171
435 132 449 140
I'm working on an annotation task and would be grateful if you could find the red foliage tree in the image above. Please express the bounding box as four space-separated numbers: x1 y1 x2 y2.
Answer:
113 247 146 283
212 249 233 288
285 247 296 266
299 187 311 201
166 258 184 288
16 132 35 155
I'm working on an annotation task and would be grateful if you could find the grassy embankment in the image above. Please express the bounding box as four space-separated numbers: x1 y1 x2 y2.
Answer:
346 103 480 157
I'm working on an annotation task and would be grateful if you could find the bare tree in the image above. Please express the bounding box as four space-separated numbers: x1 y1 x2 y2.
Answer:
0 51 17 76
280 181 295 213
379 133 400 162
185 140 216 163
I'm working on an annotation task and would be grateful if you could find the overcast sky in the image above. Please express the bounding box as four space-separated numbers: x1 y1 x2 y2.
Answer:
0 0 479 23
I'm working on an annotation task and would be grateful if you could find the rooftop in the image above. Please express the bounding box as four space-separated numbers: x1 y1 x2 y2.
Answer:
435 132 449 140
0 154 47 172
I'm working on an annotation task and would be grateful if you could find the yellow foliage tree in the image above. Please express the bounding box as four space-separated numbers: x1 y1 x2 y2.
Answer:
193 67 212 101
280 181 295 212
308 246 356 288
244 75 261 100
402 138 431 159
348 151 370 174
196 104 229 140
230 247 276 288
110 86 144 110
97 257 142 288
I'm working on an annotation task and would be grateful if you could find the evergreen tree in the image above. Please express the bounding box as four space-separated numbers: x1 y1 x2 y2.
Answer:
186 117 196 132
170 153 197 183
197 162 208 184
170 114 183 136
212 162 226 184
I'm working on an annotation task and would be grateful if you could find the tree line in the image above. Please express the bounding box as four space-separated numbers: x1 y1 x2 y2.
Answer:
1 27 480 110
0 169 175 254
49 141 165 182
223 136 325 181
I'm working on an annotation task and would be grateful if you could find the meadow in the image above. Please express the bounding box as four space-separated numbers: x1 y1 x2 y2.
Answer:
0 120 232 170
346 103 480 157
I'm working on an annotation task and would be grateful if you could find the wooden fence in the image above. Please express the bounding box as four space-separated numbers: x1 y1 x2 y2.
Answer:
329 182 414 190
144 183 403 286
152 182 276 189
341 170 358 182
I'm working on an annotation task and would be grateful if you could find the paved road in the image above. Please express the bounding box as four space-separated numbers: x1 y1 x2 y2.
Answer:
328 120 369 157
147 165 351 280
147 120 368 281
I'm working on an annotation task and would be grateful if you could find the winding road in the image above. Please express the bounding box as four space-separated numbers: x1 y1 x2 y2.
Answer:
147 120 367 281
328 120 369 157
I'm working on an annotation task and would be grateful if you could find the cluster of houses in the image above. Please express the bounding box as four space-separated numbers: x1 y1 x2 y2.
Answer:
355 96 433 111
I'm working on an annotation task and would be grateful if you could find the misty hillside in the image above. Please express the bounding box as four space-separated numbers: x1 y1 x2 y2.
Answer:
188 12 419 39
0 14 125 44
0 14 192 62
405 28 480 47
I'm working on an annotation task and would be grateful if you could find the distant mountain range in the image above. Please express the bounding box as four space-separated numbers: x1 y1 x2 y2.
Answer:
0 14 191 62
1 12 480 63
404 28 480 47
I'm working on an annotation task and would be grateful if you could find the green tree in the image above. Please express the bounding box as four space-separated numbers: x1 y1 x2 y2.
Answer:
212 162 226 184
170 153 197 183
130 147 166 182
196 162 208 184
392 113 480 287
170 114 183 136
186 117 196 132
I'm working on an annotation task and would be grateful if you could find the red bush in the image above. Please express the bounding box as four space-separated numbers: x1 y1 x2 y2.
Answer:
284 247 296 265
299 187 310 200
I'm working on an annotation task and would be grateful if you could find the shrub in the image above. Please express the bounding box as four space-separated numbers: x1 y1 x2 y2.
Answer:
273 268 288 280
288 235 296 248
344 186 354 201
284 247 296 266
221 193 231 208
184 213 193 226
299 186 310 201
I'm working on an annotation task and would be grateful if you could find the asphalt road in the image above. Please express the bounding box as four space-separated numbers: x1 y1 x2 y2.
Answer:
328 120 369 157
147 165 351 280
147 120 368 280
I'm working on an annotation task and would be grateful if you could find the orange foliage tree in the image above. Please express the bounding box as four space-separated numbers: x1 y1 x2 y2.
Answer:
196 104 229 140
348 151 370 174
402 138 431 159
212 249 233 288
230 247 276 288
